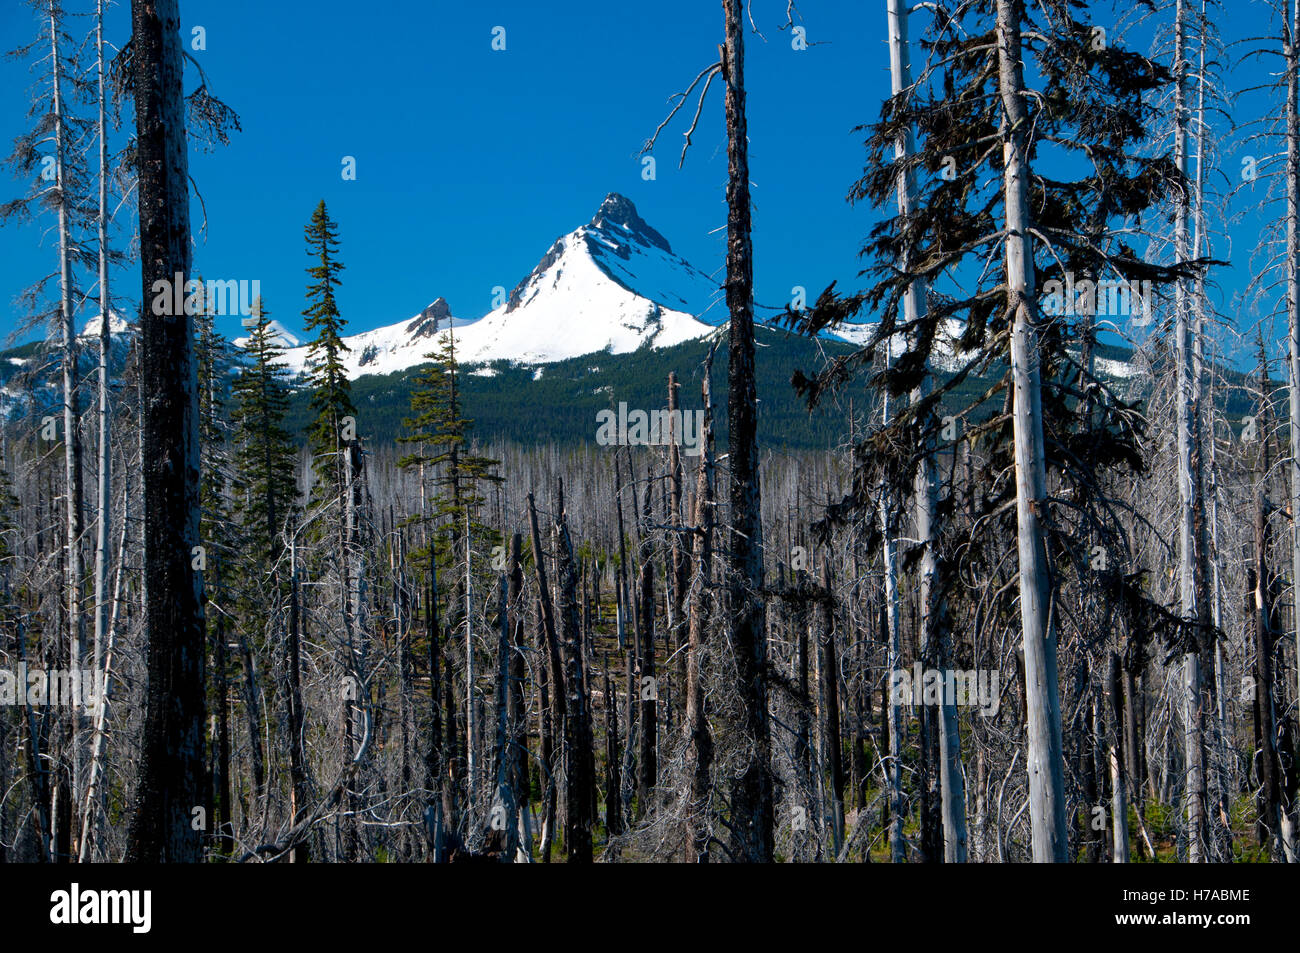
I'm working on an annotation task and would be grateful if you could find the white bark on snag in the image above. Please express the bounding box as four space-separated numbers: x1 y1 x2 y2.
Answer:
79 480 129 862
994 0 1069 862
1190 8 1232 858
887 0 967 862
684 349 716 862
880 394 904 862
466 507 476 819
1285 0 1300 809
1107 653 1131 863
80 0 113 865
93 0 112 717
48 0 87 853
1172 0 1208 863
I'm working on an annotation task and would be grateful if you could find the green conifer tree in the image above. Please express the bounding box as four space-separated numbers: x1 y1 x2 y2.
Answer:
302 200 356 503
399 321 501 577
231 298 298 570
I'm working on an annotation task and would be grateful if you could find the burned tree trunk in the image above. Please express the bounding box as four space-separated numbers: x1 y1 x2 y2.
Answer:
554 481 594 862
507 533 531 853
721 0 773 863
684 359 717 861
818 558 844 853
125 0 206 863
636 559 657 815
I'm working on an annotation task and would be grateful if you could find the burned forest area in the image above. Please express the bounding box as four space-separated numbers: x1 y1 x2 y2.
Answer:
0 0 1291 935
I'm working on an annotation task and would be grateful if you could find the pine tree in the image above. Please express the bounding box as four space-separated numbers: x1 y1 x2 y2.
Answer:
302 200 355 501
399 321 501 575
231 299 298 567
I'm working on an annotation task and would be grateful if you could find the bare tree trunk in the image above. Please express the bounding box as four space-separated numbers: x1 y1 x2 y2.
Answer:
554 480 594 862
464 508 476 825
1107 652 1131 863
1171 0 1208 863
78 479 129 861
882 466 905 862
684 356 716 861
506 533 531 855
721 0 773 863
818 557 845 854
535 612 555 862
424 564 447 860
528 491 565 859
1190 4 1231 859
76 0 114 863
886 0 966 862
994 0 1068 862
1251 492 1296 860
338 442 361 861
1284 0 1300 812
604 662 623 839
491 571 520 860
92 0 112 760
125 0 206 863
287 531 309 862
46 0 87 859
636 559 657 814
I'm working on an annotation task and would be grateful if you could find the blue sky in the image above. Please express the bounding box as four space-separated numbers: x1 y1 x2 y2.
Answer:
0 0 1284 369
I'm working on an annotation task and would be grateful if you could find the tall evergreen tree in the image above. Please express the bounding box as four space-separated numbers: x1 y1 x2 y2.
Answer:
399 322 500 575
231 299 298 567
302 200 355 499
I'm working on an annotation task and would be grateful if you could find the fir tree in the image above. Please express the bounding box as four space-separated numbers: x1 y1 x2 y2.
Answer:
302 200 355 501
399 320 501 576
231 298 298 567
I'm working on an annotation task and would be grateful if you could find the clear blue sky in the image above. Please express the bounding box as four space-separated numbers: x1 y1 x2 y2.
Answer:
0 0 1282 367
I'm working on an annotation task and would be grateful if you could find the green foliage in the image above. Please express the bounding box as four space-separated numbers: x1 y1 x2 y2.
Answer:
230 298 298 572
301 200 356 503
398 321 501 577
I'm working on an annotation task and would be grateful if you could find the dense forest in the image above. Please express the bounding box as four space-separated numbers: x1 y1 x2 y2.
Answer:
0 0 1297 873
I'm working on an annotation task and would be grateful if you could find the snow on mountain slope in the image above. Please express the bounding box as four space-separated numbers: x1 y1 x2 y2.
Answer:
828 318 1148 387
826 317 970 371
81 311 132 337
278 193 721 377
233 319 300 351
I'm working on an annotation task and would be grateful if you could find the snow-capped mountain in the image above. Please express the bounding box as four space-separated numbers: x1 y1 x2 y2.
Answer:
233 319 300 351
81 310 133 338
278 193 724 377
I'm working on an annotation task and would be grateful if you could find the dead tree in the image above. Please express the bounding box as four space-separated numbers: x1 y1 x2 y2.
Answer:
721 0 774 863
125 0 207 863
